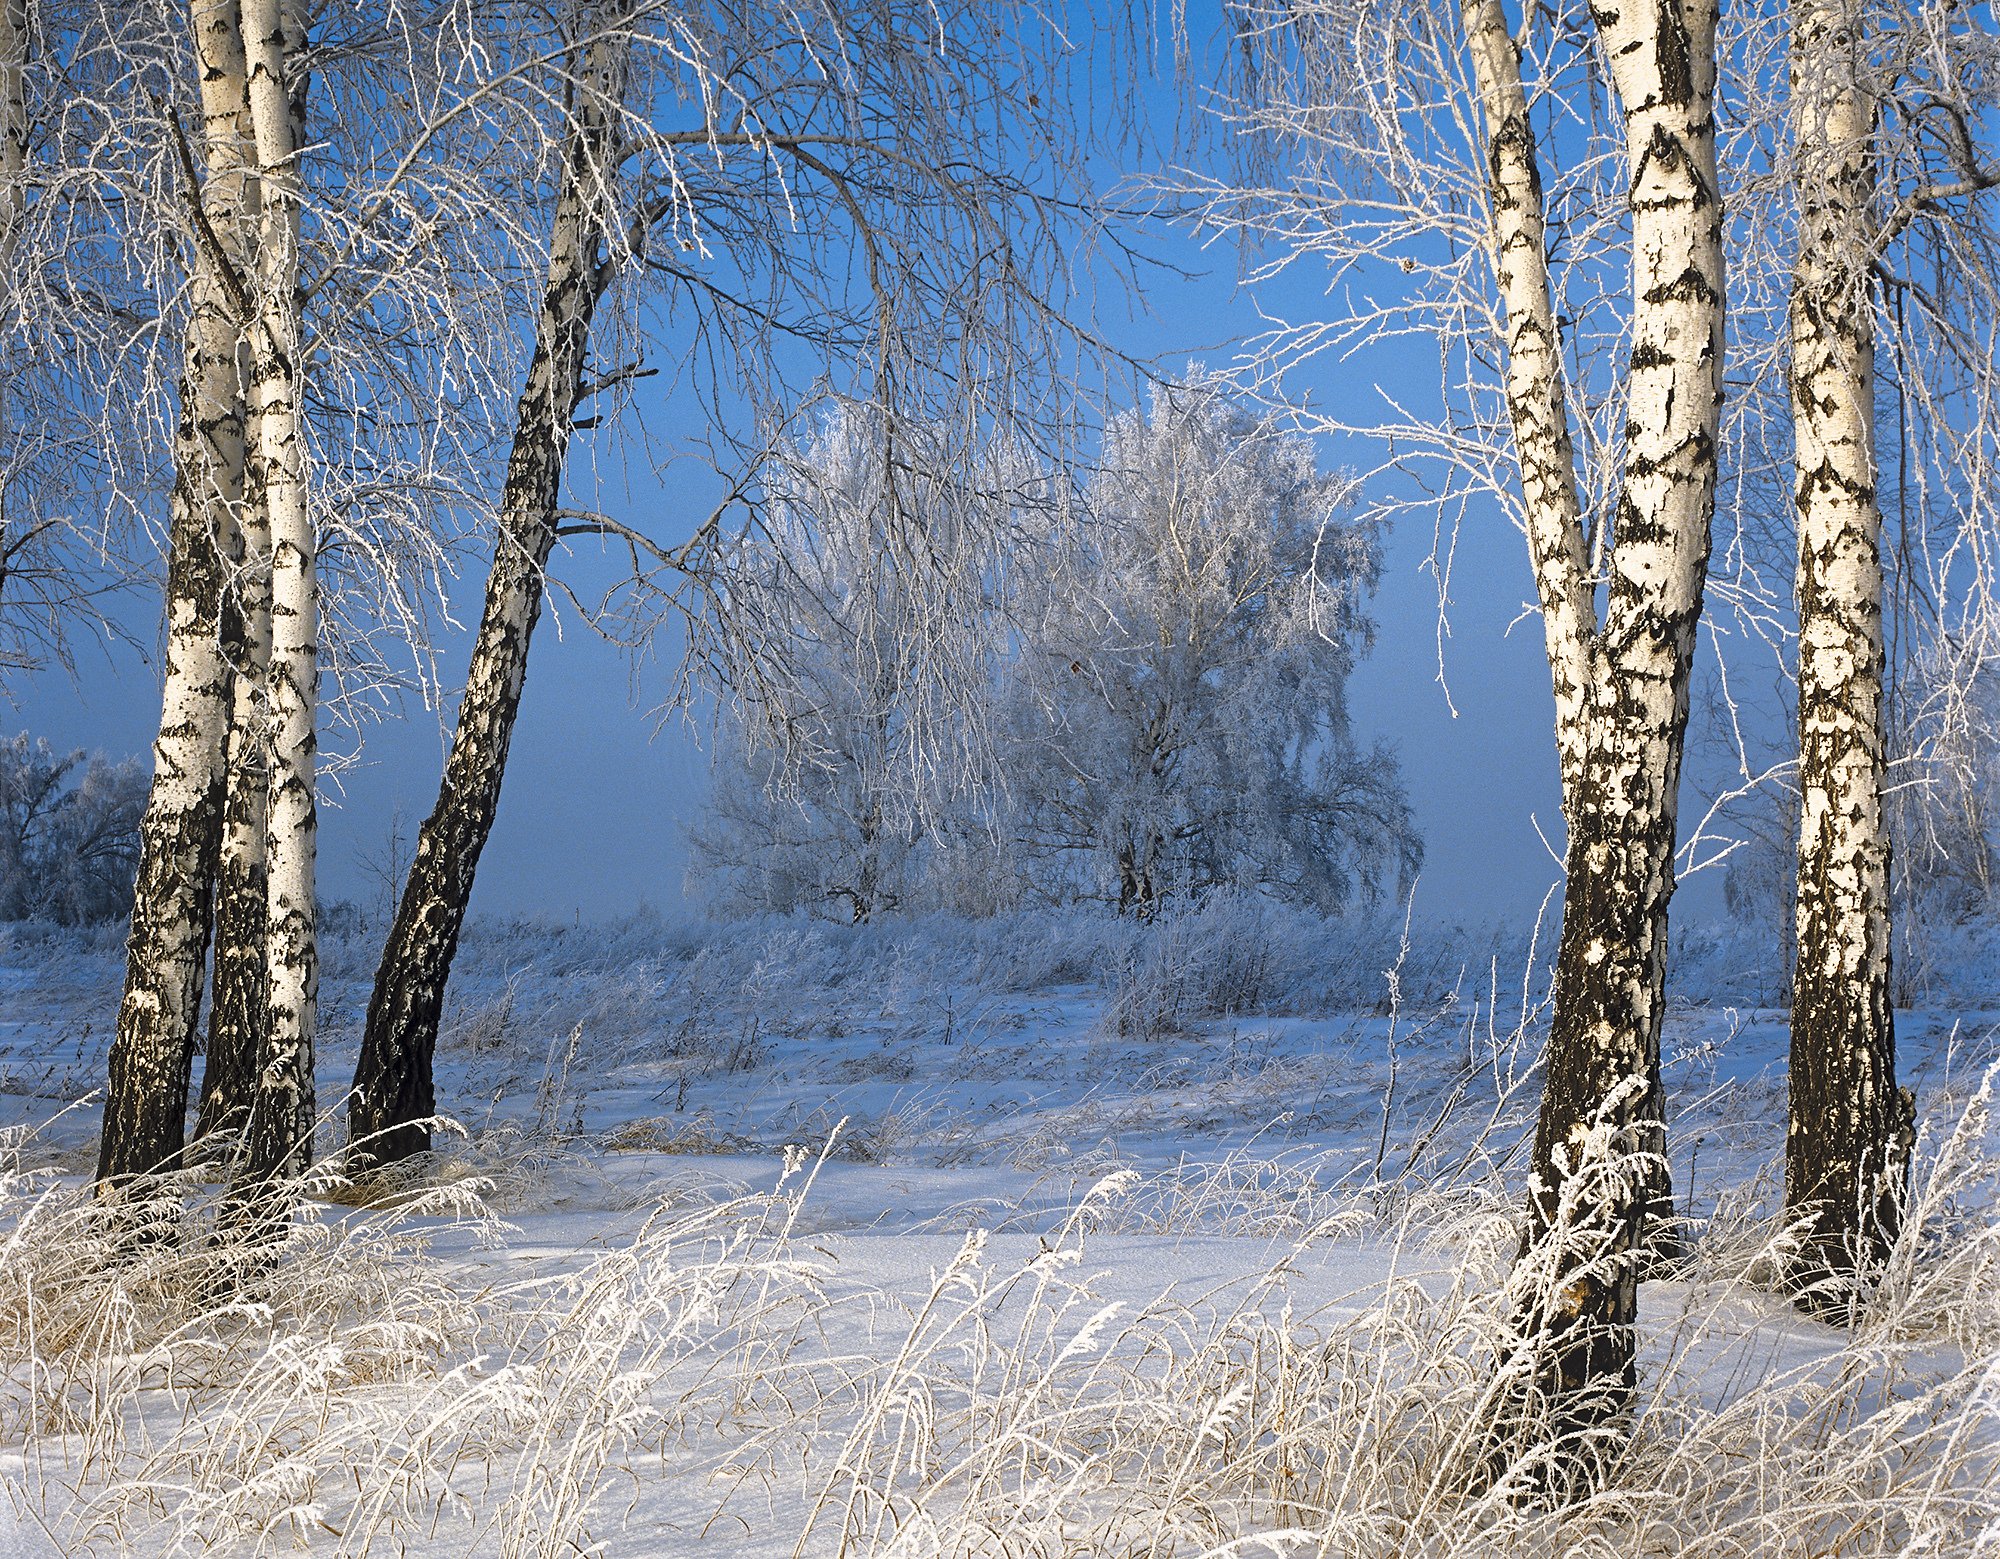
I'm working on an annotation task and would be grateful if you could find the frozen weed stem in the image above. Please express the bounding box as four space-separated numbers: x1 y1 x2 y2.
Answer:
0 1082 1993 1556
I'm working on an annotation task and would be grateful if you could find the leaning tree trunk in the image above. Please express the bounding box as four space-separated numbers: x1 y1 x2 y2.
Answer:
96 0 254 1190
237 0 315 1190
1458 0 1597 808
1783 0 1912 1307
349 25 627 1170
1519 0 1724 1462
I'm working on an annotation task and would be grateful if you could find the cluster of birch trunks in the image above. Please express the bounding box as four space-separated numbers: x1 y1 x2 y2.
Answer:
51 0 1974 1493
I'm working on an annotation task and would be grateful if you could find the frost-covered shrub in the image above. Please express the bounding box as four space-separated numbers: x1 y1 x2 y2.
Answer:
0 733 146 926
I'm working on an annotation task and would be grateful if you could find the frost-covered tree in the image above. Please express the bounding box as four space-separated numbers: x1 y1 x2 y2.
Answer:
1779 0 2000 1305
83 0 572 1190
1006 379 1418 918
0 733 146 925
1784 0 1905 1306
351 1 634 1171
687 401 1022 922
1203 0 1725 1467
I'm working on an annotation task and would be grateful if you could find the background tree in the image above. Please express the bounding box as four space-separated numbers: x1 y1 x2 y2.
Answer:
686 399 1021 923
0 733 146 925
1004 378 1417 917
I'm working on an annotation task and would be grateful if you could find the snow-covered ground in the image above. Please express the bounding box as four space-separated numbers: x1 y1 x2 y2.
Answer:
1 904 1996 1556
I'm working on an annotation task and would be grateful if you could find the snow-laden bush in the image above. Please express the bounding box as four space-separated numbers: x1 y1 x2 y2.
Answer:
0 733 146 926
421 898 1531 1043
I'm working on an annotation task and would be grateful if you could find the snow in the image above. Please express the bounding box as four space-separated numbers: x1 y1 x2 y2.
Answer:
0 907 1995 1556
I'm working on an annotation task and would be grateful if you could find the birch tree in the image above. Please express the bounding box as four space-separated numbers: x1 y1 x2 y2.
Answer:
1783 0 1907 1305
1780 0 2000 1303
350 6 633 1169
82 0 565 1190
1201 0 1723 1460
228 0 315 1189
1520 0 1723 1446
1004 379 1418 916
97 0 254 1188
350 0 1121 1168
685 400 1019 923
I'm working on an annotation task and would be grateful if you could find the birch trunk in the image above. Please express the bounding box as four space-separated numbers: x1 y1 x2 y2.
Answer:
1521 0 1724 1448
1784 0 1911 1305
349 23 627 1169
1 0 26 579
0 0 24 259
195 474 270 1144
193 5 269 1152
1458 0 1722 1467
96 0 252 1189
238 0 315 1188
0 0 26 601
1460 0 1692 1228
1458 0 1597 806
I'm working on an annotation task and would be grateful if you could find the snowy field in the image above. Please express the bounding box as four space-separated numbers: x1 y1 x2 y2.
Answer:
1 902 1997 1556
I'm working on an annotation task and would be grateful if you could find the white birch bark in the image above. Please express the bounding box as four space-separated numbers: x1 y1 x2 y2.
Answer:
349 17 628 1169
1784 0 1911 1302
1458 0 1597 804
196 451 270 1144
1523 0 1723 1441
187 2 269 1151
239 0 315 1187
97 0 254 1188
1455 0 1723 1467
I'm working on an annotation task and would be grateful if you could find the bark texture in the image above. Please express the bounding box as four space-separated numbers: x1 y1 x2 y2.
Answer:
1459 0 1596 805
349 24 626 1169
96 0 252 1188
192 0 268 1150
0 2 24 249
1458 0 1723 1467
195 481 270 1145
1524 0 1724 1445
1783 0 1912 1305
238 0 315 1189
